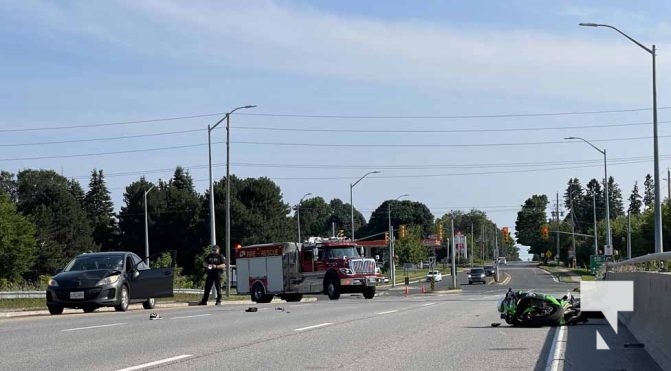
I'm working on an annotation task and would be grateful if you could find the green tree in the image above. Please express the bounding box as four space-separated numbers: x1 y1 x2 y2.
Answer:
16 170 94 276
118 177 157 260
293 196 333 239
0 194 36 281
607 176 625 218
327 198 365 238
395 224 428 264
0 171 17 203
84 169 118 251
643 174 654 208
364 200 434 238
515 195 551 256
628 181 643 215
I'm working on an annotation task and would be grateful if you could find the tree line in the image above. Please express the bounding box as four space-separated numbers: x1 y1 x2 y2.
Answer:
0 166 518 286
515 173 663 266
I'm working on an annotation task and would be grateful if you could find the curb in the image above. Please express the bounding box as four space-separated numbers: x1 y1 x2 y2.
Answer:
0 297 318 319
495 272 512 286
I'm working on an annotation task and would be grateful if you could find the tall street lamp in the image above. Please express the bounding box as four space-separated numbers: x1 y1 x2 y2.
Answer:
143 185 155 266
565 136 611 254
579 22 662 253
296 192 312 243
225 105 256 297
350 171 381 245
388 193 409 287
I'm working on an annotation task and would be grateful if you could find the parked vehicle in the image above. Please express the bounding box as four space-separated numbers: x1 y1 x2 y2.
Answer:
467 267 487 284
46 251 174 315
236 237 378 303
426 270 442 282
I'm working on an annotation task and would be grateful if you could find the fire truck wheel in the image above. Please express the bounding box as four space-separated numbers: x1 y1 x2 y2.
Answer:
284 294 303 302
363 287 376 299
325 278 341 300
251 282 268 303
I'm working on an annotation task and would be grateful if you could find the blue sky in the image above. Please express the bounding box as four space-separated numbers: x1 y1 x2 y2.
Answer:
2 1 670 258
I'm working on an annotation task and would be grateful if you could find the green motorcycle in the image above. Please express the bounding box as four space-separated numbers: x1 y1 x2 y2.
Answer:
497 288 588 327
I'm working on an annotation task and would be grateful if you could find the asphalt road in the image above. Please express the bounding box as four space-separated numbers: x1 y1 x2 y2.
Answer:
0 262 662 371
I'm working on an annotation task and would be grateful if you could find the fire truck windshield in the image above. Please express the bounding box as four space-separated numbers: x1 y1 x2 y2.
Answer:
325 247 360 260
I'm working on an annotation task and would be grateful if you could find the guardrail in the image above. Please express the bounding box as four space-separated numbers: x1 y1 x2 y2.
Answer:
0 288 209 300
597 252 671 279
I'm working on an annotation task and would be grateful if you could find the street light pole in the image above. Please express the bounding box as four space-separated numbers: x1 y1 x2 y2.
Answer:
388 194 408 288
143 185 155 266
565 136 612 254
580 22 662 253
223 105 257 298
349 170 381 246
297 193 312 243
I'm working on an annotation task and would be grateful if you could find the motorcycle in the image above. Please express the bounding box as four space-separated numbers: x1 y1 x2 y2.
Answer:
497 288 589 327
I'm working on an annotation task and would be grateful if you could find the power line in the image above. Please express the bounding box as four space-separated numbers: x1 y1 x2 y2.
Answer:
235 120 670 133
2 106 669 132
238 106 671 119
68 154 669 180
3 133 669 162
4 120 669 147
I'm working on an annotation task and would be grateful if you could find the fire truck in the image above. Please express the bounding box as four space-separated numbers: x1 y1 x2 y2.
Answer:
235 237 378 303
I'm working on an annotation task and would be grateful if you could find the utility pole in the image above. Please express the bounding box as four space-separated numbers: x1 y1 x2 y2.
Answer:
667 168 670 202
480 224 484 263
451 218 456 289
470 223 474 268
593 192 598 257
570 195 576 263
627 212 632 260
556 193 560 261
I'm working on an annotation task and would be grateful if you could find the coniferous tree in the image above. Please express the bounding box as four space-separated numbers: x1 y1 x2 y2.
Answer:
84 169 118 250
628 181 643 215
643 174 655 208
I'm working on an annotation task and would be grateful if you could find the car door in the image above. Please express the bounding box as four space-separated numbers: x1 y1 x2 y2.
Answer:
128 253 174 299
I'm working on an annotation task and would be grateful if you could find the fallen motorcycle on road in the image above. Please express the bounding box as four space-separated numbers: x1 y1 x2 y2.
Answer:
496 288 601 327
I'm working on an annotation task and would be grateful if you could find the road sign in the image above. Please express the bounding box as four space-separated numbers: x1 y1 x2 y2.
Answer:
545 250 552 258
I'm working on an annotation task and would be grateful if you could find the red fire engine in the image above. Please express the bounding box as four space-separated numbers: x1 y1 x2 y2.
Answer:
236 237 378 302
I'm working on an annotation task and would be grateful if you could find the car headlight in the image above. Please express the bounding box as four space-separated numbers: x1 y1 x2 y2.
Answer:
48 278 59 287
96 275 120 286
467 274 471 278
339 268 353 275
480 274 485 278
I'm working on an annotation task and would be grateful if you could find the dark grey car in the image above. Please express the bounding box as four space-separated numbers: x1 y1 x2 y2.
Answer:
467 267 487 284
46 251 174 315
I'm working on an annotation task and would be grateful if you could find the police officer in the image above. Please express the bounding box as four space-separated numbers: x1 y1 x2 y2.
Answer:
199 245 226 305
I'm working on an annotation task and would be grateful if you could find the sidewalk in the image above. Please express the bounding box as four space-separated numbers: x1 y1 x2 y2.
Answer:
539 265 582 283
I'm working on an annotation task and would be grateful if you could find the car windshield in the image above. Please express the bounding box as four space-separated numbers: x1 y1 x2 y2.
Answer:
64 255 124 272
471 269 484 274
325 247 361 259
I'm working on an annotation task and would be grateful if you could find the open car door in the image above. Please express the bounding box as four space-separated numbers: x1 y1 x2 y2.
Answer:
129 252 174 300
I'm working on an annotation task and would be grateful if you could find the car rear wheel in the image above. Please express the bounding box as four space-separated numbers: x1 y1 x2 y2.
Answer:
48 305 64 315
114 285 129 312
143 298 155 309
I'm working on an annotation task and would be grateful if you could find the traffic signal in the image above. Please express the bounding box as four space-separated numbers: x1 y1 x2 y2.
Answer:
436 223 444 241
540 225 549 240
502 227 509 243
384 232 389 244
399 225 406 239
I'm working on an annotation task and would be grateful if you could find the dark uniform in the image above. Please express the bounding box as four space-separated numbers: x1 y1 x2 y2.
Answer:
199 248 226 305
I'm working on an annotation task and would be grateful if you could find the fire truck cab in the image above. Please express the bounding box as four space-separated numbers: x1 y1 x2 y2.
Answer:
236 237 378 303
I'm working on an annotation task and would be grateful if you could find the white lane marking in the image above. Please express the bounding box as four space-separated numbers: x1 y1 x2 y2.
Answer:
294 322 333 331
171 314 212 320
545 325 567 371
422 302 436 306
62 323 126 332
377 310 399 315
116 354 192 371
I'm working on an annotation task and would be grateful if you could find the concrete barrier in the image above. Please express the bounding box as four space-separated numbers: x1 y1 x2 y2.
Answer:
606 272 671 370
